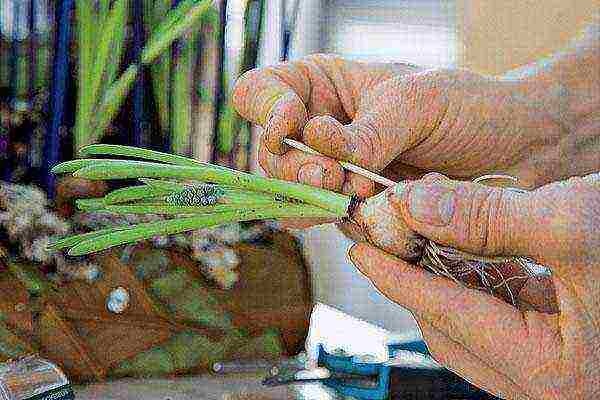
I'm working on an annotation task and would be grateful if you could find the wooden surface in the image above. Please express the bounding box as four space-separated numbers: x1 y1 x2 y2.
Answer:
74 374 294 400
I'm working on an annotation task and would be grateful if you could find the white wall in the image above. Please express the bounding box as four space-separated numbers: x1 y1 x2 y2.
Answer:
258 0 458 333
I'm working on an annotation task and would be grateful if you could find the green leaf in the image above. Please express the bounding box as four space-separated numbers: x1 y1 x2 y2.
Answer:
102 202 274 215
216 105 240 154
51 159 119 174
75 198 107 211
79 144 221 168
139 178 187 191
141 0 212 64
103 185 173 205
75 0 97 151
93 64 139 138
78 0 128 149
47 226 134 251
171 32 196 156
66 205 338 255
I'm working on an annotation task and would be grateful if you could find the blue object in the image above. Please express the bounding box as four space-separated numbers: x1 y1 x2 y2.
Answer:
316 340 500 400
317 343 393 400
45 0 73 198
132 0 146 148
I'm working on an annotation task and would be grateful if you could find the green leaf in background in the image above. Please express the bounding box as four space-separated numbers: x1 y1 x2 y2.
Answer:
76 0 129 150
145 0 173 135
93 64 139 137
75 0 96 150
171 34 196 155
141 0 212 65
217 0 264 161
82 0 213 146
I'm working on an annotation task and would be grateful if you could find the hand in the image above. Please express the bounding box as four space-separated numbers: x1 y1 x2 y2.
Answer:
232 54 581 232
348 173 600 399
233 54 583 188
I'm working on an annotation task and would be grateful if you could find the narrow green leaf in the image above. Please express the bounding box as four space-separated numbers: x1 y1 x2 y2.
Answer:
139 178 187 191
103 202 276 215
147 0 173 134
47 226 135 251
102 2 129 101
171 32 195 156
75 0 97 151
99 0 111 18
104 185 173 205
76 198 107 211
79 144 222 168
93 64 139 137
67 205 339 255
150 0 195 37
141 0 212 64
51 159 127 174
79 0 129 149
216 105 239 154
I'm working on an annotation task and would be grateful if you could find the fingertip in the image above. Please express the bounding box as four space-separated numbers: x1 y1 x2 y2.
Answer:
264 93 308 154
264 115 293 155
293 156 345 192
347 242 366 267
297 164 324 187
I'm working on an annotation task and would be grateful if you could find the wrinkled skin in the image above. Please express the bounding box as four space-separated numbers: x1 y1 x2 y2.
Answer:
350 172 600 399
230 19 600 400
232 54 599 196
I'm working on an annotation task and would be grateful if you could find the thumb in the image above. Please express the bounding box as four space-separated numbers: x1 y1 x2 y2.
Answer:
390 174 538 258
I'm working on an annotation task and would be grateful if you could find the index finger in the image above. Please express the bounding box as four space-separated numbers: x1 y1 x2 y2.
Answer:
348 243 539 369
232 64 309 155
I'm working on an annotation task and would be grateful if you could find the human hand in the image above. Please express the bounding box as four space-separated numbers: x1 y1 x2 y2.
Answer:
348 173 600 399
232 54 576 230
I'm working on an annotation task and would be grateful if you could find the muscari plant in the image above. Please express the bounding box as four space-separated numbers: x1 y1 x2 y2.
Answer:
48 144 362 256
49 145 549 312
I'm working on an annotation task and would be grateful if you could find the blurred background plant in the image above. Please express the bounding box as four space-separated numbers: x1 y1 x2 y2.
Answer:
0 0 265 189
0 0 313 384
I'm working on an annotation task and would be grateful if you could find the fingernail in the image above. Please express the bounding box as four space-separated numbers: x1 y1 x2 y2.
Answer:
298 164 324 187
347 244 365 274
347 244 357 264
407 182 456 226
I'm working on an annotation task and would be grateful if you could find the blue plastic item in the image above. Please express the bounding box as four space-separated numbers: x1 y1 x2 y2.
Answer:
317 343 394 400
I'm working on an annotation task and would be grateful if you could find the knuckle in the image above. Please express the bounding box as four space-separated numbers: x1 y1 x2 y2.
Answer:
461 185 506 254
